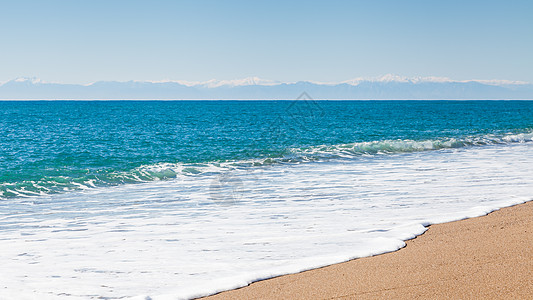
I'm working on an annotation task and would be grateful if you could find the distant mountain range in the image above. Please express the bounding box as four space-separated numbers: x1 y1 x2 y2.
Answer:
1 75 532 100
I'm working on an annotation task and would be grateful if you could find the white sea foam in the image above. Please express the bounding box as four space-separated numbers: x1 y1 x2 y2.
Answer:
0 143 532 299
3 130 533 199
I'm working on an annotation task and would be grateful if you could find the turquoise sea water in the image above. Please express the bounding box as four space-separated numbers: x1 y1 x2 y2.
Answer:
1 100 533 199
2 100 533 299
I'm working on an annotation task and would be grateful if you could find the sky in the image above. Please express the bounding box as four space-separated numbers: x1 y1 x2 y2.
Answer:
1 0 532 84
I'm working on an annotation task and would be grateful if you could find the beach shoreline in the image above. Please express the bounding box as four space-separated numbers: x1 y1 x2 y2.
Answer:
202 200 533 299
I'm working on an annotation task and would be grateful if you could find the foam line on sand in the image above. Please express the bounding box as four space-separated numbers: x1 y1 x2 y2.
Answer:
202 201 533 299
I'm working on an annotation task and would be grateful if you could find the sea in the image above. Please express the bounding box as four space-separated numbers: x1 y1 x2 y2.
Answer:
1 100 532 299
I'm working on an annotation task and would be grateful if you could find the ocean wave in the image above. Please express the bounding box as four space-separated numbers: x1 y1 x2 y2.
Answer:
1 130 532 199
294 130 533 158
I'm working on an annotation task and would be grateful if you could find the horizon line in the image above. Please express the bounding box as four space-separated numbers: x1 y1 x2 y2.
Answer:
1 74 531 88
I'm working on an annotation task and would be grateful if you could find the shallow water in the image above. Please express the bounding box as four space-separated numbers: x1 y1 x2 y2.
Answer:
1 143 532 299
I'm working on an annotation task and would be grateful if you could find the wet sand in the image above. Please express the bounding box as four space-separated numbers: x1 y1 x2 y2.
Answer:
202 201 533 299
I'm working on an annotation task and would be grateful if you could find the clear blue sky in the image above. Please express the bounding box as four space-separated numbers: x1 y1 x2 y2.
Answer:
1 0 532 84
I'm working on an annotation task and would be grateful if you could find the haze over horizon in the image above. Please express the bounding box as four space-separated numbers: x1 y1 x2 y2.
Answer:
2 73 532 100
1 74 531 87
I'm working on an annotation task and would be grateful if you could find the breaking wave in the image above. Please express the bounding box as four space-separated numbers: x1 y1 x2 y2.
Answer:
2 130 532 199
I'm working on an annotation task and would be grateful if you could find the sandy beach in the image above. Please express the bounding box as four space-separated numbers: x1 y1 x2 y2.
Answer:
203 201 533 299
